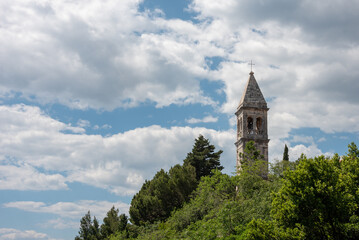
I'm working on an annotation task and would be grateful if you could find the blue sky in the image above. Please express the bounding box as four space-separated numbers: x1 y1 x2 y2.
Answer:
1 0 359 239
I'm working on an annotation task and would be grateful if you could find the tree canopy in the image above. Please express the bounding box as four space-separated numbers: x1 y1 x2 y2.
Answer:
129 164 198 225
75 141 359 240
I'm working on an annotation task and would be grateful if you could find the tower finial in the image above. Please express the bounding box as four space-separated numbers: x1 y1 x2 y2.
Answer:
249 60 255 74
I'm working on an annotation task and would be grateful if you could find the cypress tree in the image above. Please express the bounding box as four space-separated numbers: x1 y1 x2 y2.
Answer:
283 144 289 161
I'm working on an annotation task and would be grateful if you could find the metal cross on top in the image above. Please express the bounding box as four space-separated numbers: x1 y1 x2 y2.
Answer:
249 60 255 72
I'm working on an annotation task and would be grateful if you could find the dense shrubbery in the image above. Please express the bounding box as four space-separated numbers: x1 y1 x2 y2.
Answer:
75 139 359 240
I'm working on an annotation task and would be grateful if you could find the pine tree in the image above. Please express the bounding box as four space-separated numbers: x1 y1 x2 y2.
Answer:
91 217 101 240
183 135 223 180
76 211 92 240
283 144 289 161
100 206 121 238
75 211 101 240
119 213 128 232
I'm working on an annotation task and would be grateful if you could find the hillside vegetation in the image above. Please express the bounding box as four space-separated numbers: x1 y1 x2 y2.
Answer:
75 137 359 240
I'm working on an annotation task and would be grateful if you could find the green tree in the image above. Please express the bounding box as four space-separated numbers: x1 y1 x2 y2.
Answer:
240 218 305 240
101 206 122 239
166 170 237 232
183 135 223 180
130 165 197 225
347 142 359 158
129 170 168 225
272 155 355 240
238 141 267 179
75 211 101 240
283 144 289 161
92 217 101 240
118 213 128 232
341 142 359 239
168 164 197 208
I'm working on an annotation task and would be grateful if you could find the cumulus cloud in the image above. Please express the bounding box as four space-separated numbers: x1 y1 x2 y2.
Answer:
186 115 218 124
290 143 333 161
189 0 359 141
190 0 359 45
1 0 358 147
269 136 334 162
77 119 91 128
0 164 67 191
0 228 51 240
291 135 315 144
44 218 78 230
4 200 129 220
0 0 219 110
2 1 358 238
93 124 112 130
0 104 236 195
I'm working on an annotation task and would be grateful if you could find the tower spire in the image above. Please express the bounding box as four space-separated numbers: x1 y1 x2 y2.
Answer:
238 71 267 110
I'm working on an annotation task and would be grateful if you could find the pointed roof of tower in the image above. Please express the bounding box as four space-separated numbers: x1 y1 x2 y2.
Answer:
238 71 267 109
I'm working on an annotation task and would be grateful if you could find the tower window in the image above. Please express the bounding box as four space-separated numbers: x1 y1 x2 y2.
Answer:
256 117 262 134
247 117 253 131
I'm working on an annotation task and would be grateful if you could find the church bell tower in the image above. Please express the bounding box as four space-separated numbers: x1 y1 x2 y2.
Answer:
235 71 269 171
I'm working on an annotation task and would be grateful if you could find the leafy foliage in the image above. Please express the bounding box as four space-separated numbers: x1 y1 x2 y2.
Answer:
240 218 305 240
272 155 355 239
129 164 197 225
238 140 267 179
130 135 222 225
76 140 359 240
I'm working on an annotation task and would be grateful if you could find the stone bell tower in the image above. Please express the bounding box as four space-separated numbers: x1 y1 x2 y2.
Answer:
235 71 269 171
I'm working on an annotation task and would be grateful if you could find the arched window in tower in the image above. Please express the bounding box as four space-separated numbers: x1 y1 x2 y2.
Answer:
247 117 253 134
256 117 262 134
238 118 242 137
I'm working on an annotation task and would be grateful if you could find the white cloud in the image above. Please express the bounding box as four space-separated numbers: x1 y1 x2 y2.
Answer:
4 200 129 220
291 135 314 144
93 124 112 130
0 0 358 151
289 144 333 161
0 0 218 110
44 218 78 230
0 104 236 195
0 164 67 191
190 0 359 45
0 228 51 240
269 138 333 162
1 0 358 197
0 103 345 196
77 119 90 128
192 0 359 142
186 115 218 124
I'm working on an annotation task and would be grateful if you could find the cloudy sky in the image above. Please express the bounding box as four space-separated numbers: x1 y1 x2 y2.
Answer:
1 0 359 239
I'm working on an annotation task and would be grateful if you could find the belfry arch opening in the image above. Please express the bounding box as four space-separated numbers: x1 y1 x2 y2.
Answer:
256 117 262 134
247 117 253 132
